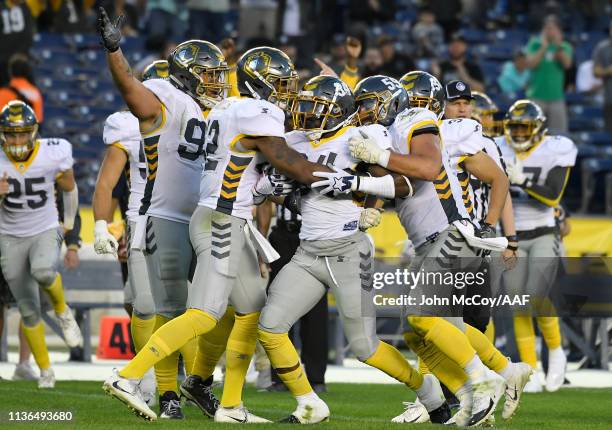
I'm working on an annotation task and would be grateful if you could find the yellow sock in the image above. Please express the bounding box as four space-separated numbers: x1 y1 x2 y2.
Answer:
150 316 179 394
536 317 562 350
258 329 312 397
192 307 235 379
513 315 537 368
484 320 495 343
418 357 430 375
405 332 468 394
465 323 508 373
44 274 67 315
364 341 423 390
179 337 198 376
408 316 476 368
120 309 217 380
221 312 259 408
21 321 50 370
130 314 155 352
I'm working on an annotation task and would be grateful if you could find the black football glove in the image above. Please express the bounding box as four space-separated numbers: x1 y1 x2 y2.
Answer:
97 7 124 52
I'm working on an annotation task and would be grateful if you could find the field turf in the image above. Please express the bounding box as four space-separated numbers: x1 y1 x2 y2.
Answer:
0 381 610 429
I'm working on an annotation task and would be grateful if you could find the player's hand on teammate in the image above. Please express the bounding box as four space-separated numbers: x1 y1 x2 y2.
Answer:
94 220 119 255
97 7 124 52
312 165 357 196
359 208 383 231
0 172 9 198
253 168 296 202
349 130 390 167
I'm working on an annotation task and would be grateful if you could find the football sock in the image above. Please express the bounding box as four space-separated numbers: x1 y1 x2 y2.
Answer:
465 323 508 373
484 319 495 343
536 316 562 350
120 309 217 380
258 329 312 397
179 336 198 376
192 307 235 379
45 274 67 315
221 312 259 408
21 321 50 370
408 316 477 368
130 314 155 352
152 315 179 394
513 315 537 368
364 340 423 390
405 332 468 394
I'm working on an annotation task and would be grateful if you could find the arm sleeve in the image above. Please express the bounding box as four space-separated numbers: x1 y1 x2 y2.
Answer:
64 209 82 249
524 166 571 207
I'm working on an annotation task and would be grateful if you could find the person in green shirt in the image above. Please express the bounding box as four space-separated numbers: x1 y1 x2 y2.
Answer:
525 15 573 133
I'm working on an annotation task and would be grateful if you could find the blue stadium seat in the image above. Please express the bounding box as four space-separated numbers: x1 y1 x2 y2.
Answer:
579 158 612 212
34 33 67 49
462 28 489 44
570 117 603 132
577 132 612 146
571 105 604 119
121 37 146 53
492 29 530 45
44 105 72 119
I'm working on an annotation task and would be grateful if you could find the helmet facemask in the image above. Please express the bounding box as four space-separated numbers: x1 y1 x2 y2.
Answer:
355 89 399 126
504 119 544 151
190 64 231 108
245 69 299 110
0 125 38 161
292 92 354 141
408 95 444 119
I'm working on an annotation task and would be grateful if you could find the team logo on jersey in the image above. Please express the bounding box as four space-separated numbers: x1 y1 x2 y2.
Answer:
176 44 200 68
343 220 358 231
455 81 466 91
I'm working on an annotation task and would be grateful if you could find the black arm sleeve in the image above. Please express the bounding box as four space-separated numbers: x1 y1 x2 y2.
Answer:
523 166 570 201
64 210 82 248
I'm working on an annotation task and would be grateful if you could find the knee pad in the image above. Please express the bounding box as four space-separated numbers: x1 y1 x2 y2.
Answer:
18 299 41 327
349 336 378 362
133 310 155 320
32 268 56 287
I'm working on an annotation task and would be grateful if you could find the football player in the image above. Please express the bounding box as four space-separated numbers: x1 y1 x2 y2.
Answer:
497 100 576 393
343 71 507 426
97 9 233 419
471 91 501 138
0 101 80 388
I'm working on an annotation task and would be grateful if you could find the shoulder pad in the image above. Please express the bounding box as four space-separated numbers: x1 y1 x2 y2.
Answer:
42 138 73 170
103 111 140 145
441 118 484 157
545 135 577 167
395 107 438 128
143 78 185 113
235 99 285 138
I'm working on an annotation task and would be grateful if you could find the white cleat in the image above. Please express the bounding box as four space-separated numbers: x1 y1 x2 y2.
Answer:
468 373 505 427
450 387 473 427
38 368 55 389
546 347 567 392
102 369 157 421
391 402 430 423
524 370 544 393
214 403 271 423
282 398 330 424
13 361 38 381
140 369 157 407
502 362 532 420
57 307 83 348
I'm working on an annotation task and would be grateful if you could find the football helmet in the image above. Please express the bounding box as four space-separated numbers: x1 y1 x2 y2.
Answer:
142 60 169 81
399 71 445 119
503 99 546 151
353 75 408 126
167 40 230 108
471 91 500 136
291 75 356 141
0 100 39 161
236 46 299 110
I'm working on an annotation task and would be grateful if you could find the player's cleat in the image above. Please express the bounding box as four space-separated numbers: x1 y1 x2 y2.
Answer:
502 362 532 420
141 369 157 408
450 387 473 427
159 391 184 419
180 375 219 417
38 368 55 389
524 370 544 393
391 402 430 423
545 347 567 392
428 402 452 424
57 307 83 348
102 369 157 421
13 362 38 381
214 403 271 423
280 398 330 424
467 373 504 427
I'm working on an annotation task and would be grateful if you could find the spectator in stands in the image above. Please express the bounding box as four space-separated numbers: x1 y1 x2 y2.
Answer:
276 0 318 71
348 0 396 28
377 35 415 79
428 0 462 39
362 46 384 79
0 0 34 86
145 0 187 43
0 54 43 123
326 34 348 75
593 20 612 132
438 32 485 92
411 8 444 60
524 15 573 133
187 0 230 42
576 59 603 96
498 50 531 96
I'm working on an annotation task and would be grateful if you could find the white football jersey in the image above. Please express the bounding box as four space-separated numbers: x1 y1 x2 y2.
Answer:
496 135 577 231
102 111 146 221
139 79 205 223
471 136 506 223
0 138 73 237
198 97 285 220
390 108 470 247
287 124 392 241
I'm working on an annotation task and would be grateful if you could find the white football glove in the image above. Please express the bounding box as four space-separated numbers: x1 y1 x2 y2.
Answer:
506 158 528 186
312 165 357 196
359 208 382 231
94 220 119 255
253 170 296 204
349 130 391 167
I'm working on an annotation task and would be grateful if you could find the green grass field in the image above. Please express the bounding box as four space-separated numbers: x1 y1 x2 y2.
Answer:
0 381 610 429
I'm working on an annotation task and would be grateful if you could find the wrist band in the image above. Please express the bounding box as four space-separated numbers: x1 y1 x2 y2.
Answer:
505 235 518 242
507 243 519 251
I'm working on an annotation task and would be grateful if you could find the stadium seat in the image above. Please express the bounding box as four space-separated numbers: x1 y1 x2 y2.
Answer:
462 28 489 44
577 132 612 147
579 158 612 212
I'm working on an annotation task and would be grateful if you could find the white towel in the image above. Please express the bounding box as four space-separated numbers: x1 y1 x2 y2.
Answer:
452 220 508 252
245 219 280 263
130 215 147 251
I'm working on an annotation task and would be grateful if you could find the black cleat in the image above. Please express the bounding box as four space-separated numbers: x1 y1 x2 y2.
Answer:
180 375 219 418
279 415 301 423
429 402 452 424
159 391 184 419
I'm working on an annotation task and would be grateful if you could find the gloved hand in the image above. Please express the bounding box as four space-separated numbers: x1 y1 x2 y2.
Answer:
349 130 391 167
312 165 357 196
359 208 382 231
506 158 530 187
253 169 296 204
94 220 119 255
97 7 124 52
